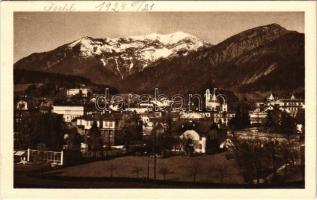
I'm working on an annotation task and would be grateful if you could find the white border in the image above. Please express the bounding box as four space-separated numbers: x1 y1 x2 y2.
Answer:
1 1 316 199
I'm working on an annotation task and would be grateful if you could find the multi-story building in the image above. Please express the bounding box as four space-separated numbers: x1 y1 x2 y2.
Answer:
276 95 304 117
249 93 305 125
140 115 154 136
249 109 268 125
66 88 91 97
205 88 227 112
211 112 235 126
204 88 235 126
76 114 121 146
180 111 211 119
52 105 84 122
259 93 304 117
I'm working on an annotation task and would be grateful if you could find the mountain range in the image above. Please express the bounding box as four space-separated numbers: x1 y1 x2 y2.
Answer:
14 23 304 98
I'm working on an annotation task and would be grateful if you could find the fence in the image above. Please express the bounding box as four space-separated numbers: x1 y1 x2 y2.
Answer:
27 148 64 165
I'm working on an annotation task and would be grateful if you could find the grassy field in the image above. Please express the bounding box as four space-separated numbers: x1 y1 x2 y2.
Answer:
43 153 244 184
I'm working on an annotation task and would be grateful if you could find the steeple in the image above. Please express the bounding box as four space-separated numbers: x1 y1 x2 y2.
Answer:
290 94 296 100
206 89 210 95
205 89 211 101
211 88 217 101
268 93 275 101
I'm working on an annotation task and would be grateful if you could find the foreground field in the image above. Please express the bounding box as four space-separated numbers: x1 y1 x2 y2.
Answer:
14 152 304 188
43 153 244 184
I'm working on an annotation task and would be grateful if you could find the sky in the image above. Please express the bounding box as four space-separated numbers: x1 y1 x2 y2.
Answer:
14 12 304 62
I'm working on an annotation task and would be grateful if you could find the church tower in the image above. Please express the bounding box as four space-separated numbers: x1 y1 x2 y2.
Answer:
205 88 220 111
205 89 211 107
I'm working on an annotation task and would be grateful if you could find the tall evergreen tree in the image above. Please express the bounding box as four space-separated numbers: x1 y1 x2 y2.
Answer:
280 111 296 137
229 104 250 130
88 121 102 158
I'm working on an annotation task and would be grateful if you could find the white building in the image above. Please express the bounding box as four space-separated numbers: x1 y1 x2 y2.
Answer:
66 88 90 97
296 124 304 134
16 100 28 110
76 117 115 131
180 111 211 119
76 115 118 146
140 115 154 136
150 98 171 109
277 95 304 117
180 130 206 154
205 88 227 112
52 106 84 122
257 93 305 117
125 107 150 114
249 109 268 125
212 112 235 126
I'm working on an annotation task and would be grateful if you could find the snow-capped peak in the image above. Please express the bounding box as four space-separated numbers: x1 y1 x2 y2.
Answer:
69 32 203 48
69 36 93 48
67 32 209 75
130 31 199 45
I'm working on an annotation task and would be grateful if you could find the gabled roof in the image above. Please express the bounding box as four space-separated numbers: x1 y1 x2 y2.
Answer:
267 93 275 101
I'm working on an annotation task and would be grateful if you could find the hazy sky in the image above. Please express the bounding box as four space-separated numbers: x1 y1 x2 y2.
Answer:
14 12 304 62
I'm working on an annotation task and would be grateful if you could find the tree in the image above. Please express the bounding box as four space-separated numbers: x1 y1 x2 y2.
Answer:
64 128 83 150
24 84 37 98
17 112 64 150
119 114 143 149
266 106 282 130
234 140 271 184
188 161 200 182
300 145 305 179
229 104 250 130
266 140 279 175
208 163 228 183
131 166 143 178
151 123 165 179
205 123 222 153
107 164 117 178
162 111 173 134
278 141 299 180
266 108 296 136
88 121 102 159
157 133 177 157
182 138 194 156
159 166 170 181
295 108 305 125
280 111 296 137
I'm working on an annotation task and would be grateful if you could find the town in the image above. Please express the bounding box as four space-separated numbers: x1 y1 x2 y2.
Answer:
14 83 305 187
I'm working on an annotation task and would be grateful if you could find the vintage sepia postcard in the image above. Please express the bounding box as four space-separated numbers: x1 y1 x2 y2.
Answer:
0 1 316 199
